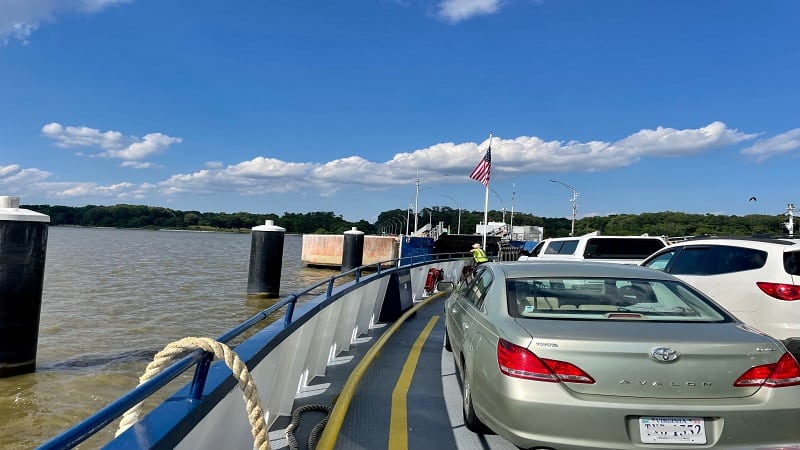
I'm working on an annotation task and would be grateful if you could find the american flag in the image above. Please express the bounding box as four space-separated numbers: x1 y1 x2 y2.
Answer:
469 145 491 187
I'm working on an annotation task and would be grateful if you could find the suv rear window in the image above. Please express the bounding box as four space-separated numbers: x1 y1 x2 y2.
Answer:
583 238 665 260
670 245 767 275
785 251 800 276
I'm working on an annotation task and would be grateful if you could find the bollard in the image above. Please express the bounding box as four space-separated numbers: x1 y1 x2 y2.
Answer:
0 196 50 377
246 220 285 298
341 227 364 273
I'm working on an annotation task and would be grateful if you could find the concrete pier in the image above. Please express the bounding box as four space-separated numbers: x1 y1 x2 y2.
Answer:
301 234 398 268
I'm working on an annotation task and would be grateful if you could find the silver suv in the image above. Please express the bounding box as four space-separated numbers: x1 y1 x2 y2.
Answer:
642 237 800 358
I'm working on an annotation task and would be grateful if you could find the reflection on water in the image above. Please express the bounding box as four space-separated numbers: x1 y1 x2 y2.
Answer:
0 227 334 449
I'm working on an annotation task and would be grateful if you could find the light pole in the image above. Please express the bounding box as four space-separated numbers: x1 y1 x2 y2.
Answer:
490 188 507 224
413 172 448 235
395 214 406 236
406 203 411 235
441 195 461 235
550 179 580 236
414 175 435 233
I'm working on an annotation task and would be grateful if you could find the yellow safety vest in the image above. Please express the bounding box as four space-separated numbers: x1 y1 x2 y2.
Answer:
472 248 488 263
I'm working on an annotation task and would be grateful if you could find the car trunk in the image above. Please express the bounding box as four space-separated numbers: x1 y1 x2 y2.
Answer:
514 319 780 399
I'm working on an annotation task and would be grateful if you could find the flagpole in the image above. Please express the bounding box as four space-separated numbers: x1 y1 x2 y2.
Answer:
482 132 492 249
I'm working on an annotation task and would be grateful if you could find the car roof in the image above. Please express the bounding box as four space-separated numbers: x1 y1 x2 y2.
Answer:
493 260 677 281
544 234 666 242
664 236 800 249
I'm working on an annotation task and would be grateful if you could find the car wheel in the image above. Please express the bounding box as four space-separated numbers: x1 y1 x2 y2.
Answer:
462 363 488 433
444 326 452 352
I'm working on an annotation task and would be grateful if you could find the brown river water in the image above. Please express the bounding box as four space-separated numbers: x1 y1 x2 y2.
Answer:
0 227 335 449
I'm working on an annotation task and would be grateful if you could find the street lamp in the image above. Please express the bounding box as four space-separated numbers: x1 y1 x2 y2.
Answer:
441 195 461 234
413 172 449 235
490 188 507 224
395 214 407 236
550 179 580 236
414 174 435 233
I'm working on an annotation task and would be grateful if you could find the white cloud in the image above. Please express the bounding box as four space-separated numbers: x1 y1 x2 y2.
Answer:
120 161 160 169
107 133 182 160
42 122 182 163
437 0 502 23
613 121 757 157
10 121 773 206
741 128 800 162
0 164 52 186
42 122 126 149
0 0 132 44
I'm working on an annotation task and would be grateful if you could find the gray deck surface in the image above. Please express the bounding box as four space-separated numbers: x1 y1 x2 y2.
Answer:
269 294 516 450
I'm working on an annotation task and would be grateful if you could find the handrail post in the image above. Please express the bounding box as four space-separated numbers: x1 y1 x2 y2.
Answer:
283 294 298 327
189 352 213 400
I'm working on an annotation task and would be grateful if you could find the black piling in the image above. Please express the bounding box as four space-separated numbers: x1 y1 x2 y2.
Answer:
0 196 50 378
341 227 364 273
246 220 285 298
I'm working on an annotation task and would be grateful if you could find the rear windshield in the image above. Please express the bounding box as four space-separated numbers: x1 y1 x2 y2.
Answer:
583 238 665 260
785 251 800 276
506 277 728 322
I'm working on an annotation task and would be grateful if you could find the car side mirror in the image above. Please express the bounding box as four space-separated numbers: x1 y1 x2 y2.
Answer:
437 281 455 293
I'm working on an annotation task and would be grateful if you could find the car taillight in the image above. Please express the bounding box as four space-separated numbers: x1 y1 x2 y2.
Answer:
756 282 800 301
496 338 594 384
734 353 800 388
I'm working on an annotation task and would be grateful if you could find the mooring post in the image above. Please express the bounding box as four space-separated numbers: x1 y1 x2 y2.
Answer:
341 227 364 273
246 220 285 298
0 196 50 378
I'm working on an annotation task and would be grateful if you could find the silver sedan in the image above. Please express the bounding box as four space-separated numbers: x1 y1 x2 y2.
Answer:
443 261 800 449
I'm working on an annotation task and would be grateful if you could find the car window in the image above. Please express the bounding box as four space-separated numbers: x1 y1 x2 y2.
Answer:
463 267 493 309
584 238 666 260
670 245 767 275
643 249 677 271
506 277 728 322
544 240 578 255
784 251 800 276
529 241 545 257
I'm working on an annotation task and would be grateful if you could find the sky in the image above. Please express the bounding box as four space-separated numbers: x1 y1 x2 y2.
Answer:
1 1 799 224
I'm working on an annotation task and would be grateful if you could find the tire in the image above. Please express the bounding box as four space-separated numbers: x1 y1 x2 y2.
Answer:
462 363 489 433
444 326 452 352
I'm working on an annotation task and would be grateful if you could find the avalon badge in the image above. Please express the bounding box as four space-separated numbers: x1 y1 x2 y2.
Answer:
650 347 679 362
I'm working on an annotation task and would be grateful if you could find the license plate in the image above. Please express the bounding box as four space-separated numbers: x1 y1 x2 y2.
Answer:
639 417 706 444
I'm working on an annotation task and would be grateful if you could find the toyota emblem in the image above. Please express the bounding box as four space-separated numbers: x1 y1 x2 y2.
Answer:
650 347 679 362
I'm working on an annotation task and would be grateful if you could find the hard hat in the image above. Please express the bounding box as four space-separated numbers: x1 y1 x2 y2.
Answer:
472 243 481 249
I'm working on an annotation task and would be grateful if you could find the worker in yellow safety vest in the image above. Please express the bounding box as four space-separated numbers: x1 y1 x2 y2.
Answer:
470 243 488 264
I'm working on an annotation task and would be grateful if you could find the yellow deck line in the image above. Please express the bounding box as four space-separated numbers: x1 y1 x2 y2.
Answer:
388 315 439 450
316 294 441 450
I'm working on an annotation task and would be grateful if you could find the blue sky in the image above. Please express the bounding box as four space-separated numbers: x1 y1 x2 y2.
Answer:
1 1 798 224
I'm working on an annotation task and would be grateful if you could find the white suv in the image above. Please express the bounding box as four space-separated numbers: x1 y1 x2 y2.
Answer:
642 237 800 357
519 233 668 265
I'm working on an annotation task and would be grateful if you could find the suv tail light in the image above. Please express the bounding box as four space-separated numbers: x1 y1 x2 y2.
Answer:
497 338 595 384
756 282 800 301
734 353 800 387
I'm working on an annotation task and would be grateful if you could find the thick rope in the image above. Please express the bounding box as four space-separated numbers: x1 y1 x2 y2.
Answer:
115 337 269 450
285 404 332 450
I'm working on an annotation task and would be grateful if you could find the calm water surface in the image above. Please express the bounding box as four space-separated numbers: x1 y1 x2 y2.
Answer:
0 227 334 449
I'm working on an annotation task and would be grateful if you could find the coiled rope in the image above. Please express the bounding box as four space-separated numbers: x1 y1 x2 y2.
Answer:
115 336 269 450
285 404 332 450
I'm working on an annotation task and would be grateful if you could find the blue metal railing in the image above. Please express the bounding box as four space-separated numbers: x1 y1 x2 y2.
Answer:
39 251 470 449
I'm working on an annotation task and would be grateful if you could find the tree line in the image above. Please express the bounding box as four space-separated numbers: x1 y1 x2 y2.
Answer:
23 203 792 239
